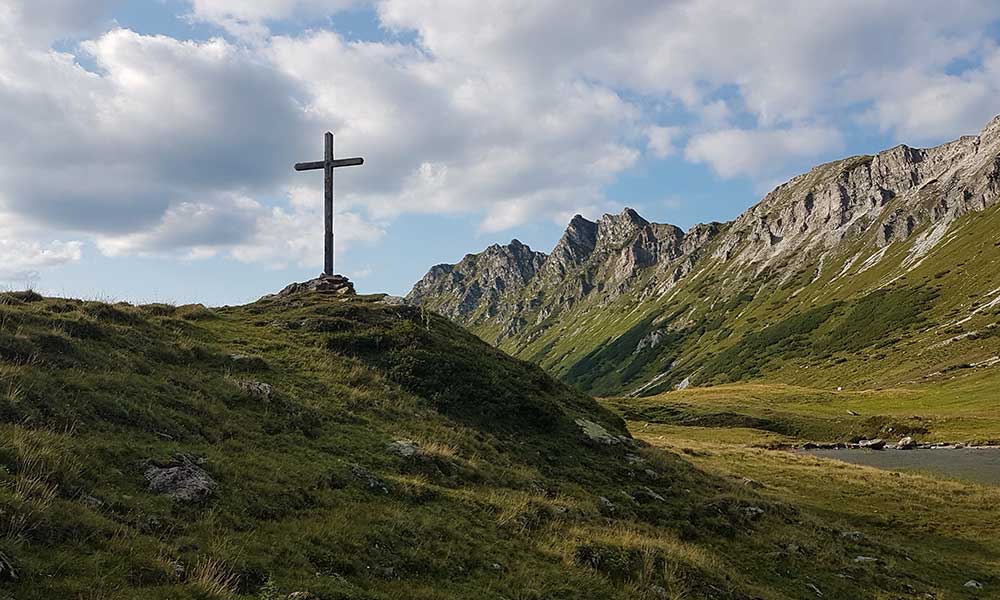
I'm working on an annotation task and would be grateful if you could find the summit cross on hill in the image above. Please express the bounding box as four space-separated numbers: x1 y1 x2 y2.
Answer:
294 131 364 277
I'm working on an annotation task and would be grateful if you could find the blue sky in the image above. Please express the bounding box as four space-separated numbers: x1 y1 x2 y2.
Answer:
2 1 999 304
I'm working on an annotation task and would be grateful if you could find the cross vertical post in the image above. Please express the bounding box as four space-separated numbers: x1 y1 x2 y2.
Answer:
324 132 334 276
294 132 364 278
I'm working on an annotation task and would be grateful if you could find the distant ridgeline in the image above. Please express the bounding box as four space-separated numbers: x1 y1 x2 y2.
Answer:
408 116 1000 396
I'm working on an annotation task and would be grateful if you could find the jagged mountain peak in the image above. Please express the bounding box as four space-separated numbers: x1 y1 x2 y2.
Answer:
596 207 651 250
410 116 1000 396
409 207 721 341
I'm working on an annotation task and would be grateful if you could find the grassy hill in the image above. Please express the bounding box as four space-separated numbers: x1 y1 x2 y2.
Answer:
0 289 994 599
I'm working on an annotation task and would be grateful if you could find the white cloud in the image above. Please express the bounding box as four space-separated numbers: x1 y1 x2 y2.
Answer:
861 46 1000 143
379 0 1000 138
645 125 682 159
685 126 845 179
229 187 384 269
185 0 362 41
0 0 117 46
2 0 1000 282
0 240 82 282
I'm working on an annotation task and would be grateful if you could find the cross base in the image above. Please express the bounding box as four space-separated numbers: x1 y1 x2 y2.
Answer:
271 274 356 299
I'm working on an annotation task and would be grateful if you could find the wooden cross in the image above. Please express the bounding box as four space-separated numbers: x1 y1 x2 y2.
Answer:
294 132 364 276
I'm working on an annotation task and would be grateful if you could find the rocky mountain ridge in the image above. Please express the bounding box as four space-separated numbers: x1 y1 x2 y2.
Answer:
408 116 1000 396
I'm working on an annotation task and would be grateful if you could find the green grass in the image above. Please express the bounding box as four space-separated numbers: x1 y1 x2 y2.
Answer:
436 184 1000 402
609 372 1000 446
7 291 988 598
629 425 999 599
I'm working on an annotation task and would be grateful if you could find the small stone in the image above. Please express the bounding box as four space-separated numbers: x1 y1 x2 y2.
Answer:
271 275 357 299
624 453 645 465
144 456 216 501
643 469 660 480
489 562 503 571
742 477 765 489
964 580 983 590
228 354 269 370
858 439 886 450
897 436 917 450
807 583 823 596
80 493 104 509
854 556 878 563
598 496 616 513
234 379 273 400
840 531 865 542
631 487 666 503
574 419 621 446
350 465 390 494
386 439 421 458
287 593 318 600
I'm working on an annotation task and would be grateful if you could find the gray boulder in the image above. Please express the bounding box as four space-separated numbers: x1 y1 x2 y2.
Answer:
964 580 983 590
574 419 622 446
858 439 886 450
631 487 666 503
386 440 421 458
273 274 356 299
840 531 865 542
144 456 216 501
896 436 917 449
234 379 273 400
351 465 390 494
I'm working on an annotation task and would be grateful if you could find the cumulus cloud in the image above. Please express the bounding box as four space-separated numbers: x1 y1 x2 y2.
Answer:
861 46 1000 143
0 240 82 282
645 126 682 159
0 0 118 45
1 0 1000 282
685 126 845 179
185 0 361 40
229 187 385 269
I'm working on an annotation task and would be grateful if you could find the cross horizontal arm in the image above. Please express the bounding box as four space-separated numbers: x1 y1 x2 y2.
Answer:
330 157 364 168
294 157 364 171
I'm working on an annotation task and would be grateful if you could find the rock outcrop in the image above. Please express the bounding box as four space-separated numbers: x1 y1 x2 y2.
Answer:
408 239 546 322
271 274 356 299
407 115 1000 396
144 455 217 501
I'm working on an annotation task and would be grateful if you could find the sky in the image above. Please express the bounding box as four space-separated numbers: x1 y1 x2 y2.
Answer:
1 1 999 304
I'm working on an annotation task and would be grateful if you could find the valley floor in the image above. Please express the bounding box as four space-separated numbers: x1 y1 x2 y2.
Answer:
610 375 1000 599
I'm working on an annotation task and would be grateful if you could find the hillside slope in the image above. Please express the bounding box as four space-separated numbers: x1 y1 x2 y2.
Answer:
1 290 994 598
408 116 1000 397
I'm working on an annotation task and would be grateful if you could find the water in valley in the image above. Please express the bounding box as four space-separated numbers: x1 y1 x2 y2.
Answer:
805 447 1000 486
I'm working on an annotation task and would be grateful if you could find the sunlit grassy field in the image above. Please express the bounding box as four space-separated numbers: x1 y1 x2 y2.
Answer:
609 376 1000 598
608 372 1000 446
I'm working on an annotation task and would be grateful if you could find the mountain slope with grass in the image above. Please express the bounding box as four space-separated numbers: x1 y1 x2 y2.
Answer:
408 116 1000 397
1 289 994 599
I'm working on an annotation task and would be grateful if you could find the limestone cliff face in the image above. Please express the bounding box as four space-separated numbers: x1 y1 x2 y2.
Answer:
408 116 1000 395
407 207 721 343
407 239 546 322
713 115 1000 280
